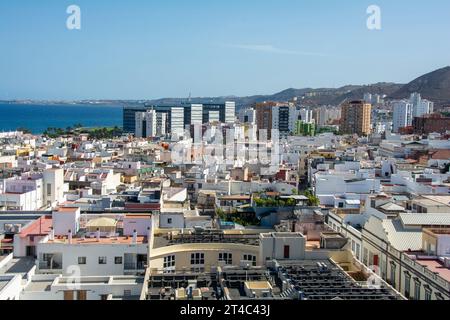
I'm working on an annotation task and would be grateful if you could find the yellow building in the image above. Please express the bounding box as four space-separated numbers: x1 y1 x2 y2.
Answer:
340 100 372 136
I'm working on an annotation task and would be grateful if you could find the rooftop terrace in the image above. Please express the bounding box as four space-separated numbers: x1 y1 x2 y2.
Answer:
153 229 260 249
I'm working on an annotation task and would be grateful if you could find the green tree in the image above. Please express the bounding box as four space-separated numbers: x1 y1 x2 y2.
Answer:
16 127 32 134
303 190 320 206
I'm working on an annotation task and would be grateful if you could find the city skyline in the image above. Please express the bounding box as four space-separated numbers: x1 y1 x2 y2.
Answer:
1 0 450 100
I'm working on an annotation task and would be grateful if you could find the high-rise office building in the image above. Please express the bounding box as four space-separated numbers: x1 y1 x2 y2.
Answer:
271 105 292 135
238 108 256 124
156 112 168 136
170 107 185 137
392 101 413 133
225 101 236 124
123 102 236 134
190 104 203 125
255 102 277 138
123 106 148 134
340 100 372 136
135 110 157 138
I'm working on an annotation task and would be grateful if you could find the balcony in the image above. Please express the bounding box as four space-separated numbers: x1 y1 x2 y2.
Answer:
38 261 62 271
124 261 146 270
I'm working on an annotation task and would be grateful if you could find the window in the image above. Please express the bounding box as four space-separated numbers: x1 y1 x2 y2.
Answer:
163 255 175 271
283 245 290 259
404 273 411 298
355 244 361 260
219 253 232 265
424 288 432 301
414 280 421 300
373 255 379 266
243 254 257 266
390 263 396 287
190 253 204 265
167 218 172 224
115 257 123 264
78 257 86 265
98 256 107 264
363 248 369 265
47 183 52 196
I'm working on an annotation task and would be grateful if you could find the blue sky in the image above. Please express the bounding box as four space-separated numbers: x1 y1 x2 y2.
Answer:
1 0 449 100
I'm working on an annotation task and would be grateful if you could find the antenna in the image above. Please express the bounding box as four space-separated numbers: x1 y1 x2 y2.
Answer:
188 92 191 103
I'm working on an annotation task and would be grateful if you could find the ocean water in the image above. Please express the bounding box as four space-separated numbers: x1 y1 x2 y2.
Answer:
0 104 123 134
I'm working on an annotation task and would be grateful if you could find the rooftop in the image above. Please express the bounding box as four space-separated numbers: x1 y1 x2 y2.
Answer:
415 258 450 282
18 215 52 238
153 229 260 248
274 259 403 300
46 235 147 245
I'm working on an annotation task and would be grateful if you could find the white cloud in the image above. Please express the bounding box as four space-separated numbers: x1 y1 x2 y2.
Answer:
220 43 329 57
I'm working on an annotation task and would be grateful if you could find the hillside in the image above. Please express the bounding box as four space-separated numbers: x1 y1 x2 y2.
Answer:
390 66 450 106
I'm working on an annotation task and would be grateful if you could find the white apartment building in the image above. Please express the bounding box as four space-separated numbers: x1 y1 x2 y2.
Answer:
410 93 434 118
392 100 413 133
20 274 144 300
0 168 66 210
316 106 341 126
36 210 151 276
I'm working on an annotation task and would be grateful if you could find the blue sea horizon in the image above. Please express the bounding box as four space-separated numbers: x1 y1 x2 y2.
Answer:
0 103 123 134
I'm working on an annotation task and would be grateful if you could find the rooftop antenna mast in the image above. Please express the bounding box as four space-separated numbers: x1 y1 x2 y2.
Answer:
188 92 191 103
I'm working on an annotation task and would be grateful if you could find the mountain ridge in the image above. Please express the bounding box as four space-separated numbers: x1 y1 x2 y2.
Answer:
3 67 450 109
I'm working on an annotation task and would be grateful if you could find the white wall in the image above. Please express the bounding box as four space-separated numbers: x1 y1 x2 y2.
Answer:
36 242 148 276
123 217 152 236
259 233 306 264
0 275 22 300
53 209 80 236
159 213 184 229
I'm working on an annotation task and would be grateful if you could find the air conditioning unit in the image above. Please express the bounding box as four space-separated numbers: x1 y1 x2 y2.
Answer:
261 291 271 298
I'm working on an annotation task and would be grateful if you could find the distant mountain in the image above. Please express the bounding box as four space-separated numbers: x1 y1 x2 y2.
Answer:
147 83 403 110
4 67 450 109
390 66 450 106
145 67 450 109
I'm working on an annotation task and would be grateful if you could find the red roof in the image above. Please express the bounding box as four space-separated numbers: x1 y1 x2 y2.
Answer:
431 149 450 160
19 215 52 238
124 203 160 210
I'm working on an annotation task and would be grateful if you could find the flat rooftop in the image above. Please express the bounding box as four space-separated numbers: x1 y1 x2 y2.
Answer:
46 235 147 245
23 279 53 292
153 229 260 248
0 257 34 276
274 260 403 300
0 279 10 292
415 259 450 282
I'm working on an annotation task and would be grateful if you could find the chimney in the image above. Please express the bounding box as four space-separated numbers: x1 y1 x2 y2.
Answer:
132 229 137 244
49 227 55 241
96 228 101 242
68 229 72 244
